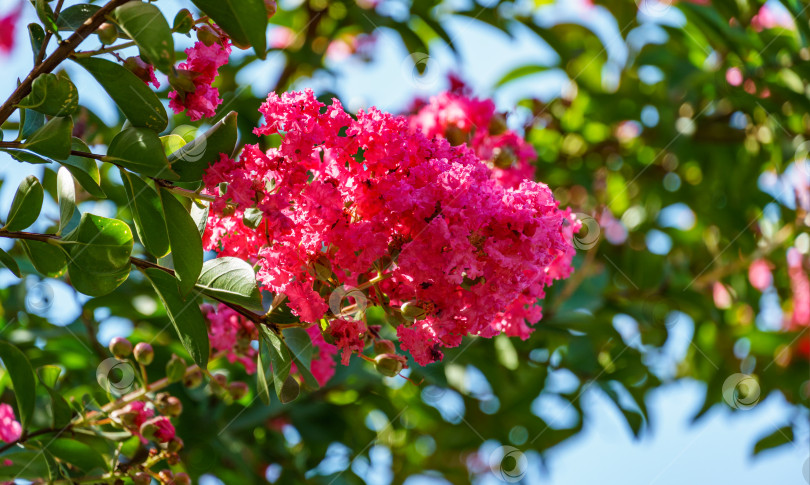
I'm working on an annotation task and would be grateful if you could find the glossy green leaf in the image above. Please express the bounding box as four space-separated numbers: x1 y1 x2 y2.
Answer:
27 23 45 62
22 116 72 160
161 134 186 157
3 175 43 231
190 200 209 238
36 366 73 428
67 264 130 297
196 257 263 313
282 327 319 389
0 248 20 277
496 64 549 87
19 107 44 139
190 0 268 58
0 147 51 165
34 0 58 33
72 56 168 131
21 239 67 277
242 207 262 229
56 167 75 235
259 326 296 403
0 341 37 430
112 2 175 72
256 338 273 405
142 267 209 368
158 187 203 295
18 71 79 116
120 169 170 258
105 127 179 180
61 214 133 274
169 111 239 182
56 4 101 31
0 450 49 480
40 438 108 472
753 426 794 455
60 138 105 198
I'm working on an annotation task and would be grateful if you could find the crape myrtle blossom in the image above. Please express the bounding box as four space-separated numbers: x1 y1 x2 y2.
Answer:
0 404 21 443
202 88 577 369
169 27 232 121
0 3 22 55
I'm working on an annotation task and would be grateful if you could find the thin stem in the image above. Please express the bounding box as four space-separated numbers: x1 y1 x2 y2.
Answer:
0 0 132 124
73 41 137 58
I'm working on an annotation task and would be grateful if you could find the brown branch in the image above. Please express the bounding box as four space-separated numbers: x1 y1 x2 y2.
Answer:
0 0 133 124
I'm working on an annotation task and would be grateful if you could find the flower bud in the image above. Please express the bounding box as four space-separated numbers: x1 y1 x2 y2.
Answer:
183 368 203 389
108 337 132 358
173 472 191 485
196 24 221 47
96 22 117 45
400 301 427 321
158 395 183 417
374 353 405 377
173 9 194 34
140 416 175 443
166 452 180 466
165 354 187 383
157 470 174 484
492 146 516 169
123 57 155 85
488 113 508 135
374 339 396 355
132 472 151 485
168 68 199 97
212 373 228 389
228 381 249 400
265 0 278 18
166 437 184 453
133 343 154 365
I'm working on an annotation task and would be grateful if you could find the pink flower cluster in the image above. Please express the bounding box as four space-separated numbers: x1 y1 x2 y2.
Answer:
202 89 576 366
169 31 231 121
0 404 21 443
0 3 21 55
203 303 259 374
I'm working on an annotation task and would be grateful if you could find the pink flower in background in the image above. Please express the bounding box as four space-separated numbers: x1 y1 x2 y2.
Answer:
713 282 732 309
726 67 743 86
751 3 795 31
787 248 810 327
748 259 773 291
169 32 231 121
305 326 337 386
269 27 295 49
0 404 21 443
140 416 175 443
203 304 258 374
0 4 22 55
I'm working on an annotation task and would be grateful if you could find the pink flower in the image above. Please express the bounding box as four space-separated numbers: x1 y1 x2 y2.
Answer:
203 303 258 374
748 259 772 291
328 319 366 365
751 3 795 32
0 404 21 443
726 68 743 87
788 248 810 327
713 282 732 309
0 4 22 55
305 326 337 385
169 33 231 121
140 416 175 443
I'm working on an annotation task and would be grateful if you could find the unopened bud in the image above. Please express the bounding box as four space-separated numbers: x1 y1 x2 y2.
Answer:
445 125 468 146
212 373 228 390
265 0 278 18
166 437 185 453
400 301 427 321
109 337 132 358
166 452 181 466
183 368 203 389
157 470 174 483
228 381 249 400
374 354 405 377
173 9 194 34
173 472 191 485
168 68 198 96
159 395 183 417
488 113 508 135
374 339 396 355
132 472 151 485
123 57 154 85
96 22 117 45
492 146 516 169
196 24 220 46
133 343 154 365
110 409 139 427
165 354 187 383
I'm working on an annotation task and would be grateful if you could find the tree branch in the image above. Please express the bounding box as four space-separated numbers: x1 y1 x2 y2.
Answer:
0 0 133 124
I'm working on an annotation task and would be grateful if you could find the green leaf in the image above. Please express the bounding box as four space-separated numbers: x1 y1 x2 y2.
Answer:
0 341 37 430
169 111 238 182
4 175 43 232
19 107 44 139
190 200 209 238
56 4 101 31
112 2 175 72
0 147 51 165
190 0 268 58
21 239 67 278
105 128 179 180
35 0 58 34
158 187 203 295
27 23 45 63
18 71 79 116
120 169 170 258
496 64 549 87
0 248 21 277
256 338 273 405
0 450 49 480
282 327 319 389
161 134 186 157
56 167 76 235
72 56 168 131
36 366 73 428
259 326 297 403
39 438 108 473
142 268 209 368
60 138 105 198
242 207 262 229
61 214 133 274
753 426 794 455
22 116 72 160
196 257 263 313
67 264 130 297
